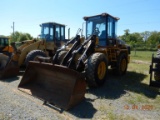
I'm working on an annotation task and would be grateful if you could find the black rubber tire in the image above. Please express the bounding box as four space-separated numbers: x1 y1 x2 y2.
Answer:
114 53 128 76
154 51 160 81
57 51 67 64
85 53 108 87
25 50 47 66
154 63 160 81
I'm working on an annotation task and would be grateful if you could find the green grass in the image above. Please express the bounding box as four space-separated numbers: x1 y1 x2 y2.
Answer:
124 51 160 106
131 50 156 61
88 51 160 119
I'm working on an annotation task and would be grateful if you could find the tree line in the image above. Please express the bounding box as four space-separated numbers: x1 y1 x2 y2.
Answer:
118 29 160 51
8 30 160 51
9 31 33 42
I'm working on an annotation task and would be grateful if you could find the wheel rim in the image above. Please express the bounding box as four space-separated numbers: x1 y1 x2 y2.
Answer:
121 58 127 72
97 61 106 80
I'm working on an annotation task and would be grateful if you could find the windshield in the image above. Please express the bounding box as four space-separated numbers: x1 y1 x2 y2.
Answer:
40 24 53 41
86 16 106 39
0 38 9 47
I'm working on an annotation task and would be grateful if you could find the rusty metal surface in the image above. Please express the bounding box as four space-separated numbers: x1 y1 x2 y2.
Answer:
0 61 19 79
18 61 86 110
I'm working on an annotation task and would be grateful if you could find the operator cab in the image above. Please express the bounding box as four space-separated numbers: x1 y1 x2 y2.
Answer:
84 13 119 46
0 36 9 49
40 22 66 47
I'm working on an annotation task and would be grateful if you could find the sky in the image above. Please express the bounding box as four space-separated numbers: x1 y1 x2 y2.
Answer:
0 0 160 38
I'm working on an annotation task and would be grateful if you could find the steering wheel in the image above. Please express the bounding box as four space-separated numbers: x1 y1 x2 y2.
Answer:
94 27 100 36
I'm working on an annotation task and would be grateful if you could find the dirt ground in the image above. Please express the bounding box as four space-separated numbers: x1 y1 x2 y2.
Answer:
0 68 160 120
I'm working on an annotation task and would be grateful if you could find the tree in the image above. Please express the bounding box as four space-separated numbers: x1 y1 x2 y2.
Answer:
10 31 33 42
124 29 130 36
140 31 151 43
147 31 160 45
130 32 143 43
119 30 160 51
118 29 130 43
119 29 143 44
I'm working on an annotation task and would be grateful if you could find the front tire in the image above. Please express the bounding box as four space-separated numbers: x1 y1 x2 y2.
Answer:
25 50 47 66
85 53 108 87
57 51 67 64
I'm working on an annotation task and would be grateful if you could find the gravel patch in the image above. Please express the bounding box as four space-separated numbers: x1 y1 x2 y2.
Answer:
0 72 159 120
0 77 66 120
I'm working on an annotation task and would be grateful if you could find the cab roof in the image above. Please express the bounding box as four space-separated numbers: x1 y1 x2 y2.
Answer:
41 22 66 26
83 13 120 21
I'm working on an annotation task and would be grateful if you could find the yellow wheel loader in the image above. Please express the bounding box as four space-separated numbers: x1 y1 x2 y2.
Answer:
18 13 130 110
0 36 19 78
0 36 14 56
149 46 160 88
0 22 69 78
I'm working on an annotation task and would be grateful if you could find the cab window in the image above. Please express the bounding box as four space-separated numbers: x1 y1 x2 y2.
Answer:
55 25 60 40
61 26 65 40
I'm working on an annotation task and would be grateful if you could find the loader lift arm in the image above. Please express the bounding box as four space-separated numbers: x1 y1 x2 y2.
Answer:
53 34 97 72
18 34 97 110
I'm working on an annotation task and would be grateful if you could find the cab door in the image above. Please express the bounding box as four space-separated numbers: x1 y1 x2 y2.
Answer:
55 25 68 48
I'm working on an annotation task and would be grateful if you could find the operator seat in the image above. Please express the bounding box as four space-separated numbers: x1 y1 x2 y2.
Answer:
99 30 106 46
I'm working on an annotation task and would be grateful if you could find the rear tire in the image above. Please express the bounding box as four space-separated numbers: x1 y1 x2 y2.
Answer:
25 50 47 66
114 53 128 75
85 53 108 87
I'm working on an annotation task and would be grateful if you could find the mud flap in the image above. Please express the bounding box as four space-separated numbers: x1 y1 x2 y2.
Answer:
18 61 86 110
0 60 19 79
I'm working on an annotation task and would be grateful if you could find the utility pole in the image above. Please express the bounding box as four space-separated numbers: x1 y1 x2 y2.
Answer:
12 22 15 35
11 22 15 41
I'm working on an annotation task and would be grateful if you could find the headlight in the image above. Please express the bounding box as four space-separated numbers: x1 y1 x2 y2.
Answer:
61 45 65 49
